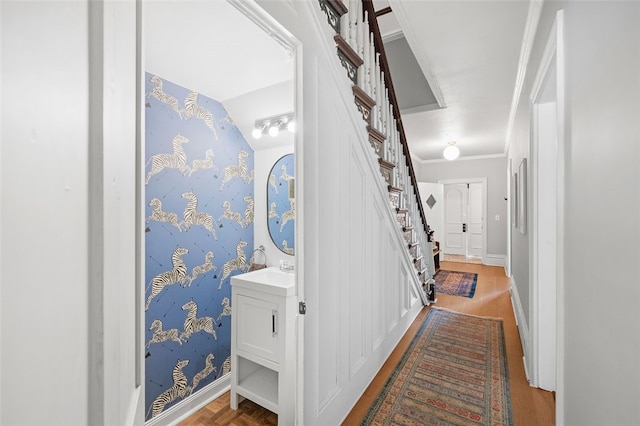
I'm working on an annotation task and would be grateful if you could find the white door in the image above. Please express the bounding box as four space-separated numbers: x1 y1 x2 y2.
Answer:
467 183 483 257
444 184 467 255
444 183 484 257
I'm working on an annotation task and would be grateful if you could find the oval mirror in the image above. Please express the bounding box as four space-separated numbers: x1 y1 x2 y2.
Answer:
267 154 295 255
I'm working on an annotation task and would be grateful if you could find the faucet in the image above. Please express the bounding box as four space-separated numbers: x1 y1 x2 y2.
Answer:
279 260 294 272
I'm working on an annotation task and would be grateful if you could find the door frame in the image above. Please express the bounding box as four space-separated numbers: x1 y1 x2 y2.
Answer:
223 3 305 423
529 8 565 419
138 1 304 423
438 178 487 263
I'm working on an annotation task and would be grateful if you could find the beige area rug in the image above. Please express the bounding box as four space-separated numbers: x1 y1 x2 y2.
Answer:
442 254 483 264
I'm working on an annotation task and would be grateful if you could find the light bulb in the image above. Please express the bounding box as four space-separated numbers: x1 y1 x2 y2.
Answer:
252 128 262 139
287 120 296 133
443 142 460 160
268 125 280 137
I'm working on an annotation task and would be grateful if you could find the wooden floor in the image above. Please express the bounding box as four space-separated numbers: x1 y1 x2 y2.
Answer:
180 261 555 425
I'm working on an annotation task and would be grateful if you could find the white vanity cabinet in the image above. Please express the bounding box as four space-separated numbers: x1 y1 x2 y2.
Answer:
230 268 296 425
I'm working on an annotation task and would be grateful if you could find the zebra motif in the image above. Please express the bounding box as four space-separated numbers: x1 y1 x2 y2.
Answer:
187 251 216 287
268 201 280 220
221 356 231 376
215 297 232 322
244 169 255 184
243 196 254 227
280 199 296 232
181 191 218 240
147 359 190 419
280 164 293 182
146 319 182 348
186 149 217 177
145 134 189 185
183 91 218 139
147 75 184 119
219 150 250 191
180 300 217 341
268 172 279 194
218 241 248 289
147 198 182 231
188 353 217 396
145 247 189 311
282 240 294 255
218 201 244 228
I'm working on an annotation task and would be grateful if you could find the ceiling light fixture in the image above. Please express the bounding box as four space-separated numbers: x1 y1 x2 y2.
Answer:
443 141 460 160
252 112 295 139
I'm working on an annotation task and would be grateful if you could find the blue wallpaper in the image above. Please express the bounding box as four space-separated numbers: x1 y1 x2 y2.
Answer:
267 154 295 255
144 73 254 420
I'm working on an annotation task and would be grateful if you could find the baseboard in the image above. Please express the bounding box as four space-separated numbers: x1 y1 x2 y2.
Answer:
146 374 231 426
509 276 530 380
484 254 507 272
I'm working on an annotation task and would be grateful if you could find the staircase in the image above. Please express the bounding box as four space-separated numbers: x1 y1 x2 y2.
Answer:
318 0 436 304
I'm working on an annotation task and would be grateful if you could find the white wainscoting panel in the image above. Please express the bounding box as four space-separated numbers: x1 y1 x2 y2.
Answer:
348 143 367 379
303 23 424 424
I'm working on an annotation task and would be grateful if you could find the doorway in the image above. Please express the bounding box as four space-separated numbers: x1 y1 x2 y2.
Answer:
529 10 564 399
441 179 487 261
141 1 301 423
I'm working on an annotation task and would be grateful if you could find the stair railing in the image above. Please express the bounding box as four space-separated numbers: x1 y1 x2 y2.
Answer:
319 0 436 304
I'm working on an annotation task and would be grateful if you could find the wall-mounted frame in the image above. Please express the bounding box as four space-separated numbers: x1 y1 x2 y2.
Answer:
511 172 518 229
518 158 527 234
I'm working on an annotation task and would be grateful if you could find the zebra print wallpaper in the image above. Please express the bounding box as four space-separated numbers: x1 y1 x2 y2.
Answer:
144 73 254 420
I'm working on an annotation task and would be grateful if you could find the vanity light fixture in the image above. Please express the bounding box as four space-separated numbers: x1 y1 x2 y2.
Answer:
251 122 268 139
252 112 295 139
443 141 460 160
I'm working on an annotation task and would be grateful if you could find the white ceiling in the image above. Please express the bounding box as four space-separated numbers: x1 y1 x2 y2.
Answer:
145 0 294 150
145 0 530 161
384 0 529 161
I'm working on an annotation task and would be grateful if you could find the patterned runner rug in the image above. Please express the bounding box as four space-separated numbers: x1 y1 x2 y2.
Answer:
362 308 513 425
434 270 478 298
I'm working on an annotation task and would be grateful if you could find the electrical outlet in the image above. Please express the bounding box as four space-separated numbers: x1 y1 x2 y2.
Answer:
495 214 500 221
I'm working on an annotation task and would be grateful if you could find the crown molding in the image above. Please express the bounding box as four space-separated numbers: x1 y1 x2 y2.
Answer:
413 152 507 165
504 0 545 154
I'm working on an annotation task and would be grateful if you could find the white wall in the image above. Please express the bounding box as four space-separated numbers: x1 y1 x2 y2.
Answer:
509 1 640 423
1 3 90 424
562 2 640 423
416 156 508 257
418 182 444 244
1 1 141 425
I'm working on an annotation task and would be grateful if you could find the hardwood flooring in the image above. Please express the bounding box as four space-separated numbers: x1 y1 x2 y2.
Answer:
180 261 555 425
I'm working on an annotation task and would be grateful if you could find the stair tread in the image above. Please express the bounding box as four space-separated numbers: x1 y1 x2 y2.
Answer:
334 34 364 67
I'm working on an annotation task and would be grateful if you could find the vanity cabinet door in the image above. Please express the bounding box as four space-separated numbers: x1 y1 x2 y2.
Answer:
235 293 280 363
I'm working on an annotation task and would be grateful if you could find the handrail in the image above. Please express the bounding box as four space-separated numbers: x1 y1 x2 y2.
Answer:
361 0 429 236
